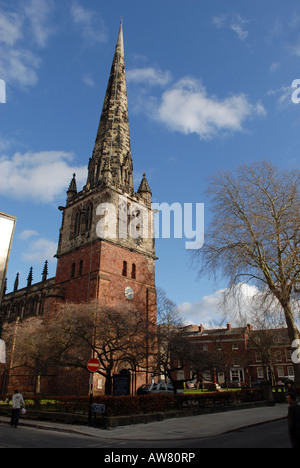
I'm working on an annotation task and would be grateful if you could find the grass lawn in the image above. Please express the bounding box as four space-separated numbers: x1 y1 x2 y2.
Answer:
184 388 242 394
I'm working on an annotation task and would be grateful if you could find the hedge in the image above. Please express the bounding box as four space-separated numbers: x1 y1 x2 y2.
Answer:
0 388 265 417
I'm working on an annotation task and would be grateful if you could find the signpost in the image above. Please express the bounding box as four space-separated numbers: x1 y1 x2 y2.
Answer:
87 358 101 373
87 358 101 427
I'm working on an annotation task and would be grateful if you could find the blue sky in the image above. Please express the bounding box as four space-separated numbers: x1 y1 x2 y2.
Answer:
0 0 300 325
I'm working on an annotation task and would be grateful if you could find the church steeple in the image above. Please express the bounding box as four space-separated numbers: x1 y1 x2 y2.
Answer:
86 22 133 194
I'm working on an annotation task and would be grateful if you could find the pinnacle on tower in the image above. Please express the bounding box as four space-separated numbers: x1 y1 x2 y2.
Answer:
137 173 152 205
138 174 152 195
27 267 33 289
14 273 19 292
67 173 77 205
42 261 49 282
86 23 133 194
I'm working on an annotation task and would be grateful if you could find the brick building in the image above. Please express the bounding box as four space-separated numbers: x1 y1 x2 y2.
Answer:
0 23 157 396
179 323 296 386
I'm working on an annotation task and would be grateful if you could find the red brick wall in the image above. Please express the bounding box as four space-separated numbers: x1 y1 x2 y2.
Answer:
51 239 157 394
55 239 156 313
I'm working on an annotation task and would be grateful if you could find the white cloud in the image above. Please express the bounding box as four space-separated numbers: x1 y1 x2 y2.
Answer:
0 151 87 203
0 11 23 46
22 237 57 263
0 1 54 88
212 13 249 41
157 78 266 140
70 1 108 45
0 46 40 87
127 67 172 87
82 74 95 87
178 289 227 326
178 284 260 326
267 85 295 109
19 230 39 241
270 62 281 74
23 0 54 48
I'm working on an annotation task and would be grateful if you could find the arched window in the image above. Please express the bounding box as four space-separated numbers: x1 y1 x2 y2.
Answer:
131 263 136 280
74 210 81 236
85 204 93 231
122 261 127 277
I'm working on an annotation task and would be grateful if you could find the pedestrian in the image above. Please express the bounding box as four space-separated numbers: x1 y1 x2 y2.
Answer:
10 390 25 428
287 392 300 448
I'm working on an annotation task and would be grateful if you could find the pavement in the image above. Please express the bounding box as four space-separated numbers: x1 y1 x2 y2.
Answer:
0 404 289 441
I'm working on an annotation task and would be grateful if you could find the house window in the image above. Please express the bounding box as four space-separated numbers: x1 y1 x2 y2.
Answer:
234 356 240 366
256 352 262 363
277 366 285 378
257 367 264 379
230 369 244 383
122 261 127 277
232 343 239 350
288 366 295 378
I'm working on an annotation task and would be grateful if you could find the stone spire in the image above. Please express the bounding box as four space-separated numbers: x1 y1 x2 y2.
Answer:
86 22 133 194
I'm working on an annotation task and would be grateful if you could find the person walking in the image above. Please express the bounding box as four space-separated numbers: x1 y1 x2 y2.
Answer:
10 390 25 428
287 392 300 448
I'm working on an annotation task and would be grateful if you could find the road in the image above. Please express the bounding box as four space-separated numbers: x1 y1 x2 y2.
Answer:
0 420 291 449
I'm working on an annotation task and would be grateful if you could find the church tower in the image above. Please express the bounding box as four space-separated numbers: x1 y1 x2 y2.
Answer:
54 23 157 368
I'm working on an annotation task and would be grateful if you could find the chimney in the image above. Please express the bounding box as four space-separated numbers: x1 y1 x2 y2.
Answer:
227 322 232 331
199 324 205 333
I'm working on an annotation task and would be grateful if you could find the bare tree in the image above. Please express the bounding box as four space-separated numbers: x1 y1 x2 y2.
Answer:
153 288 193 392
194 161 300 385
49 302 150 395
3 302 152 396
2 317 65 395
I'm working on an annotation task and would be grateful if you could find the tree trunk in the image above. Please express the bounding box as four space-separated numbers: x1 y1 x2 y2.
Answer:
105 373 113 395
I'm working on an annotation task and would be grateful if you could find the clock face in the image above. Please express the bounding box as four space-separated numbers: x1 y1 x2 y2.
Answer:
125 287 134 300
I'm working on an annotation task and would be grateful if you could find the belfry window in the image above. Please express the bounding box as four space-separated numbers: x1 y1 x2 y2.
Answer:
122 261 127 277
74 210 81 236
131 263 136 280
85 204 93 231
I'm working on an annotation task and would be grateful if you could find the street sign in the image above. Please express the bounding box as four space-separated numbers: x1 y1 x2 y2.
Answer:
91 403 105 414
87 358 100 373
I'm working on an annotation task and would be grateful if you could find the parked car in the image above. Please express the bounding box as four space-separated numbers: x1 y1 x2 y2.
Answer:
185 381 195 389
137 384 152 395
137 382 184 395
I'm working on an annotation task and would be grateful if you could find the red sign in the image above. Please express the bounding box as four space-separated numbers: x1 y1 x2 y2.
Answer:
87 358 100 373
